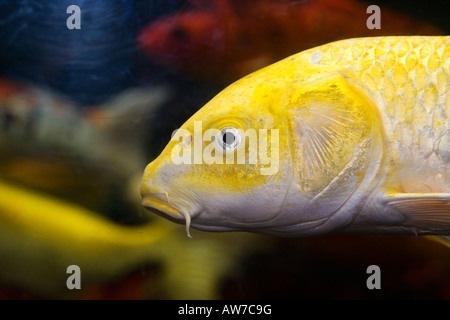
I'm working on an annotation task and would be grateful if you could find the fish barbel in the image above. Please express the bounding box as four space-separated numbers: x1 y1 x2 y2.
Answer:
141 36 450 237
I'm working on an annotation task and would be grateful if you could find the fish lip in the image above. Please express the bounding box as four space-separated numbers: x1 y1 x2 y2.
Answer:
141 193 183 220
141 192 200 237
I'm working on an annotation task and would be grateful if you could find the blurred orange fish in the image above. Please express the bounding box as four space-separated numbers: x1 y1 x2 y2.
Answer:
138 0 443 82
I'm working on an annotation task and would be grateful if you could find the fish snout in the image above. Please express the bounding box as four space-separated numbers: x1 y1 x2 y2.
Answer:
140 158 169 198
140 160 200 237
140 162 181 219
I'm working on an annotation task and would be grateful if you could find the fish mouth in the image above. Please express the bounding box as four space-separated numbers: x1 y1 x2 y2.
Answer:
141 193 193 237
141 194 180 218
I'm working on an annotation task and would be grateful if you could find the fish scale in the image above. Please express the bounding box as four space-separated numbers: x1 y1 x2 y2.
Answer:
308 36 450 193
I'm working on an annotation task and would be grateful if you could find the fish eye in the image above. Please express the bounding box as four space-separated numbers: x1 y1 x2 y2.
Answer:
215 127 242 152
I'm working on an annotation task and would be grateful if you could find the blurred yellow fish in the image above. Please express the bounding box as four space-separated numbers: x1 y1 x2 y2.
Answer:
0 178 264 299
141 36 450 238
0 178 173 298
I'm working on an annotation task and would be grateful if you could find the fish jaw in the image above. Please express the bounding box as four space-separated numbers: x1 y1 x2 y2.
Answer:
140 160 203 237
140 153 293 233
141 194 183 221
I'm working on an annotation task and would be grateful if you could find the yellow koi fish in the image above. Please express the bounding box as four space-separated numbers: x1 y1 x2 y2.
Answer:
0 178 172 298
141 36 450 237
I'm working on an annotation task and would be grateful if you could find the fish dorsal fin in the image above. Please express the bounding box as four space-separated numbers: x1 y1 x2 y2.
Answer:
383 193 450 233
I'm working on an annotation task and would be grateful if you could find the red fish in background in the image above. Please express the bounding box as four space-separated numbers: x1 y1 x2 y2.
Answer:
138 0 443 82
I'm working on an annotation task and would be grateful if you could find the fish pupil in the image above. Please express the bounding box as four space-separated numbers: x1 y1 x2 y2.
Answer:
223 132 235 145
215 127 241 151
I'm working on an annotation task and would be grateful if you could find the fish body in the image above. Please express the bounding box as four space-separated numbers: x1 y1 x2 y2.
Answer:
141 36 450 237
138 0 443 81
0 79 95 156
0 79 167 176
0 79 169 216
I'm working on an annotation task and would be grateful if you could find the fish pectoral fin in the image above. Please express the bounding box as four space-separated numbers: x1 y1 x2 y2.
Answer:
383 193 450 233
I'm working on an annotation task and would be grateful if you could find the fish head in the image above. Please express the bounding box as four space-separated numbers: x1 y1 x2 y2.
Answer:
141 72 296 235
141 55 385 236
